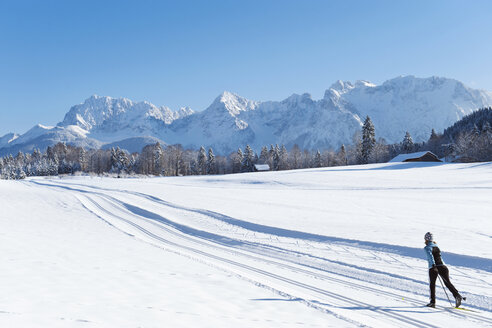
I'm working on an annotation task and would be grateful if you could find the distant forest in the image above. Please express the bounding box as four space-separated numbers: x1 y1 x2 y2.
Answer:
1 107 491 180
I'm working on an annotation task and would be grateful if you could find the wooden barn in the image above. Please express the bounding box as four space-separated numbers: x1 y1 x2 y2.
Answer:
389 151 442 163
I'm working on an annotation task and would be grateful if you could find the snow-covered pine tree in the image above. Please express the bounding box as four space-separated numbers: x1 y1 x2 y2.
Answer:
475 128 491 161
120 148 130 171
46 146 60 172
430 128 438 140
472 124 480 138
338 144 347 166
53 142 68 162
207 148 216 175
33 158 44 176
79 148 88 172
426 128 442 155
197 146 207 175
232 148 243 173
272 144 280 171
483 122 492 157
110 147 129 175
278 145 288 170
483 121 492 135
314 150 322 168
0 158 4 179
259 146 269 164
241 145 255 172
110 147 118 173
482 122 492 159
15 163 26 180
129 153 139 174
1 160 12 179
268 145 275 168
455 131 474 160
15 151 25 166
153 143 164 175
48 157 58 176
32 148 42 161
361 116 376 164
46 146 54 160
401 131 414 153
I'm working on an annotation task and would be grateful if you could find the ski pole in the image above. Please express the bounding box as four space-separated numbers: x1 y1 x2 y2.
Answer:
438 275 454 307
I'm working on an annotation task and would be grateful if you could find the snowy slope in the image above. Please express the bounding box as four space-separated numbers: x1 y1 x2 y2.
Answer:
1 162 491 327
0 132 19 149
2 76 492 155
0 124 101 157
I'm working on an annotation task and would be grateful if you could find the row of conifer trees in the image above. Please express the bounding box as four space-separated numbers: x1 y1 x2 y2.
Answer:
1 109 491 179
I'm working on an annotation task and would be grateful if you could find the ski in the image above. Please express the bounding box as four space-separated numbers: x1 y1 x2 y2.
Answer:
427 303 480 313
452 307 479 313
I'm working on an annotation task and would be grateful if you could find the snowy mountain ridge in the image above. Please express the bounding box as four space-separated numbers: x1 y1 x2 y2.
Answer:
0 133 19 149
1 75 492 156
59 94 194 134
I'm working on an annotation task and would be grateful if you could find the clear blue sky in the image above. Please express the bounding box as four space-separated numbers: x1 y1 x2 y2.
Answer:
1 0 492 136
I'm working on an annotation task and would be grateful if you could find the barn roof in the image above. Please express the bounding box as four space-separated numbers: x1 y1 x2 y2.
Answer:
254 164 270 171
389 151 438 163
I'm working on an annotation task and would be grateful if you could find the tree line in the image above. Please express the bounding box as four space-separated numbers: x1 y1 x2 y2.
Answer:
1 108 491 180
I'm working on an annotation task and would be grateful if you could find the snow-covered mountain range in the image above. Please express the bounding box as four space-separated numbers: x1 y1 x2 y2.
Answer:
2 75 492 156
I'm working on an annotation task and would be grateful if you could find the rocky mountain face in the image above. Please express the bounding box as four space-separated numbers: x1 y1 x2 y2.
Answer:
2 76 492 156
59 95 194 140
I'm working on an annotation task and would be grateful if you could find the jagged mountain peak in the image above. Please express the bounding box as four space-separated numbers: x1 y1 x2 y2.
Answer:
88 94 103 100
219 90 239 100
329 80 353 92
206 91 259 117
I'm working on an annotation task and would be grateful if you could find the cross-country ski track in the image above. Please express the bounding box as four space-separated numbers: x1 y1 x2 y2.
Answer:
2 162 492 327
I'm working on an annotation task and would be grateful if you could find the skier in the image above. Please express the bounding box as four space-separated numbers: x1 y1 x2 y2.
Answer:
424 232 463 308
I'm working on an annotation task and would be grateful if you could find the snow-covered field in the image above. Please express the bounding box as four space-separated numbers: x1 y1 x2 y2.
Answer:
1 162 491 327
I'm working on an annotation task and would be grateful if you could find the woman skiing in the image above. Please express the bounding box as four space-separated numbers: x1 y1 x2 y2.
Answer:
424 232 463 308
